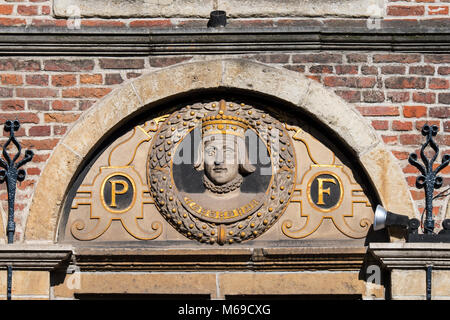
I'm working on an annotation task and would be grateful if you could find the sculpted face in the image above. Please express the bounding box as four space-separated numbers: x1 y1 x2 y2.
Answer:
203 137 239 186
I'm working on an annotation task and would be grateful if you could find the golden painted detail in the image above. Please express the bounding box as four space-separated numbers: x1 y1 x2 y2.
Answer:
148 100 297 245
100 172 137 214
306 171 344 212
183 197 261 222
66 115 170 242
282 165 373 239
70 166 163 241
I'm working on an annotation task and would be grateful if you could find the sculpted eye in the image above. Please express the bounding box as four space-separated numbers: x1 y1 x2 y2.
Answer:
205 147 216 156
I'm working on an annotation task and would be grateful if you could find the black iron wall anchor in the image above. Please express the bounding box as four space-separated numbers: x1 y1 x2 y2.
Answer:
407 124 450 242
0 120 34 300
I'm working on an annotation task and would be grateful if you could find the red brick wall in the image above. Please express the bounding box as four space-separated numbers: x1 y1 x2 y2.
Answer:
0 0 448 241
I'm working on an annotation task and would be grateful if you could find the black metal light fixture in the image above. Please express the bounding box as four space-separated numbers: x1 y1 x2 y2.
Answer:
0 120 34 300
207 10 227 28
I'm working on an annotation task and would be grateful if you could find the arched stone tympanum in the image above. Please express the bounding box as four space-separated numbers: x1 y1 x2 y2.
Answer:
24 59 415 242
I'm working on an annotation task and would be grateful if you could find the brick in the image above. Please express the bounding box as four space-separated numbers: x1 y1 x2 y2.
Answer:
25 74 48 86
385 77 426 89
80 74 103 85
361 66 378 75
44 113 80 123
387 5 425 16
0 100 25 111
403 105 428 118
127 72 142 79
0 4 14 15
437 93 450 104
0 59 40 71
28 100 50 111
0 87 13 97
31 19 68 28
346 53 367 63
44 59 95 72
28 125 51 137
324 76 376 88
105 73 123 85
292 53 342 64
412 92 435 104
438 67 450 75
283 65 306 73
429 78 449 90
429 106 449 118
381 65 406 74
415 120 440 131
99 58 145 69
409 65 435 75
309 65 333 74
26 167 41 176
400 134 423 145
373 54 421 63
392 120 413 131
382 135 398 144
129 19 173 28
17 5 39 15
335 65 358 74
444 121 450 132
371 120 389 130
53 125 68 136
21 138 59 150
16 88 58 98
335 90 361 103
0 18 26 27
356 106 400 116
62 87 112 99
1 74 23 86
363 91 385 103
428 5 449 15
392 150 410 161
51 74 76 87
0 112 39 124
52 100 77 111
424 54 450 64
79 100 95 111
387 92 410 103
41 5 51 15
81 20 126 28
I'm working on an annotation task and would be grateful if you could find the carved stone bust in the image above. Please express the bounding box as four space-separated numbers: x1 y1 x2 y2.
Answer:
148 99 296 245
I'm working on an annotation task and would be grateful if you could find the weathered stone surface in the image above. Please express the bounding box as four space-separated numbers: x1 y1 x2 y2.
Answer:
54 0 214 18
132 59 223 107
222 60 310 107
53 0 383 18
12 271 50 297
361 144 415 218
54 272 218 298
302 80 380 156
391 270 425 299
218 272 365 298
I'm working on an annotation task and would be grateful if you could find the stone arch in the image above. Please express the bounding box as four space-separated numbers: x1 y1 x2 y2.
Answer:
24 59 415 242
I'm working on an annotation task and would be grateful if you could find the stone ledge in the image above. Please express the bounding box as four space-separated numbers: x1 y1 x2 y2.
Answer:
53 0 383 18
0 245 73 270
369 242 450 269
71 246 367 271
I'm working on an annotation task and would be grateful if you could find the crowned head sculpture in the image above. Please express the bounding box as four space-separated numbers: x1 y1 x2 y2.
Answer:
194 102 256 196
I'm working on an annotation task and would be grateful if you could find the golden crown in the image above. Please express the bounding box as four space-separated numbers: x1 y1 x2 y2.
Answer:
201 109 250 137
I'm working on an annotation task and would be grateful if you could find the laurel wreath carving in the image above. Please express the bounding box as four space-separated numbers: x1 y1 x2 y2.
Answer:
147 101 296 245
